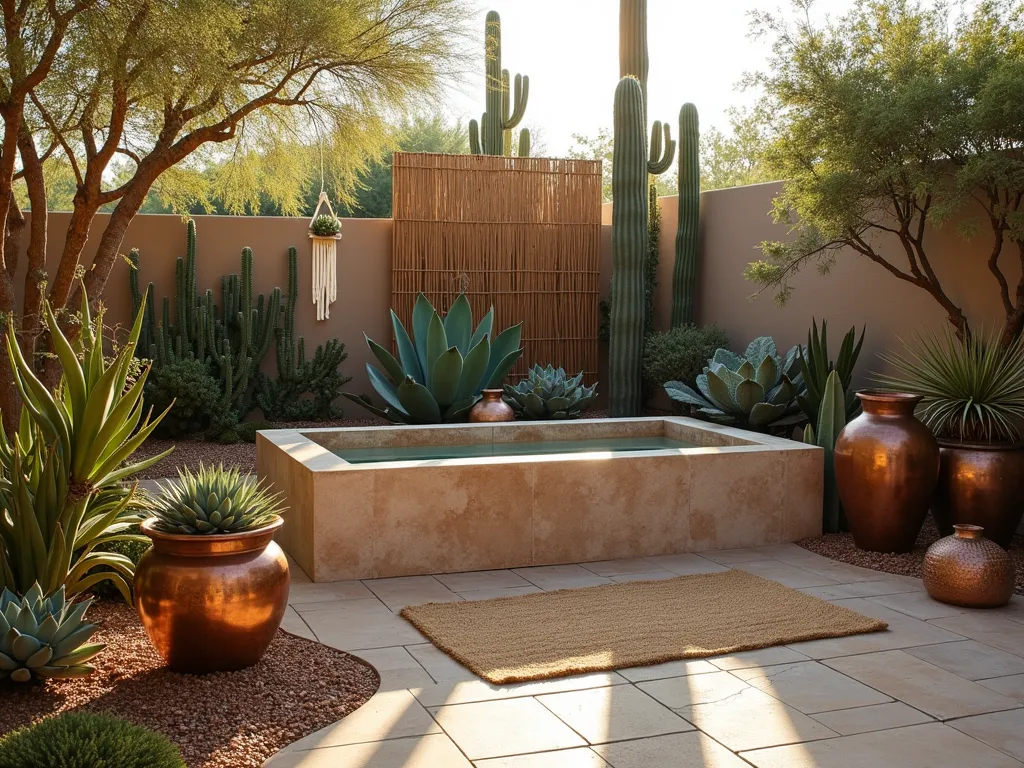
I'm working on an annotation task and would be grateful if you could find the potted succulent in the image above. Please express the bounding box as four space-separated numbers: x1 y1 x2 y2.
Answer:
134 464 289 673
876 328 1024 548
309 213 341 238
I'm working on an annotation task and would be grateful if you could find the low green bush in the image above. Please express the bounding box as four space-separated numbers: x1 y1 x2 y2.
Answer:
145 357 222 438
0 711 184 768
237 420 273 443
642 325 730 402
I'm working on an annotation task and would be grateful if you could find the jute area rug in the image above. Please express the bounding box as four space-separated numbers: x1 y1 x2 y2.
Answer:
400 569 888 684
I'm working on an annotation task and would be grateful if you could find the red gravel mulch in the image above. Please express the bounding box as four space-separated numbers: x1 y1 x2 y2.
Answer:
0 601 380 768
798 517 1024 596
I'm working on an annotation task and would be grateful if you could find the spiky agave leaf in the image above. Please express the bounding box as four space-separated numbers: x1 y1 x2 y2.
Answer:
503 365 598 420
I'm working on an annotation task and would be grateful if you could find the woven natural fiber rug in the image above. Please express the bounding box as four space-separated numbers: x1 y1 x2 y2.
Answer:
400 569 888 684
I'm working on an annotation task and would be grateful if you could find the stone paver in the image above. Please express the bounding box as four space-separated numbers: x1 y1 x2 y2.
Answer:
262 544 1024 767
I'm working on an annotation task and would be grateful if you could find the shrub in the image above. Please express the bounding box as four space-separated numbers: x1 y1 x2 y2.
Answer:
145 357 222 438
0 711 185 768
642 325 729 400
237 420 273 443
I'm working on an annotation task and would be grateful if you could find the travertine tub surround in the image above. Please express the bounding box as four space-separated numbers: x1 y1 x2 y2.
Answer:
256 418 823 582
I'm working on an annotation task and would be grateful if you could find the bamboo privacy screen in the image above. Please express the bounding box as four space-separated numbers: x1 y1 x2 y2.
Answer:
392 152 603 380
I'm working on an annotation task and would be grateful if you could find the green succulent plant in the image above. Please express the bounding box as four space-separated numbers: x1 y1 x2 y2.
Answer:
344 293 524 424
310 214 341 237
0 583 104 682
664 336 805 431
503 365 598 420
149 464 286 535
803 370 847 533
798 319 865 430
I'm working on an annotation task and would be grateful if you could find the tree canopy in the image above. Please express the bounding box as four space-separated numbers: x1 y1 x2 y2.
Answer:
744 0 1024 345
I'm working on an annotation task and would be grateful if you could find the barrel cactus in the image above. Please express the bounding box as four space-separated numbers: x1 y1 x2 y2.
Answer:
345 293 524 424
149 464 285 535
0 584 104 682
664 337 805 431
503 365 598 420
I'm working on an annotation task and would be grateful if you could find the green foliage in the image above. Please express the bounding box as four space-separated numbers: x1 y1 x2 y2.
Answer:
0 288 168 601
237 420 272 444
699 107 773 191
876 328 1024 443
0 711 185 768
145 358 222 438
743 0 1024 343
672 103 700 328
310 214 341 237
803 370 847 534
256 247 351 422
642 325 730 401
0 584 104 682
503 365 598 420
150 464 285 535
798 320 865 432
468 11 531 157
665 336 804 431
90 524 149 602
345 293 524 424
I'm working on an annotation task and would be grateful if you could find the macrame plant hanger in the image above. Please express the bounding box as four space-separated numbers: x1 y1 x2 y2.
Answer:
308 118 340 321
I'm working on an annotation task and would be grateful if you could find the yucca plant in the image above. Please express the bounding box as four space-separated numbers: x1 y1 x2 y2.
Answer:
876 328 1024 444
503 365 598 419
345 293 523 424
798 319 865 430
0 287 171 602
149 464 285 535
0 583 104 682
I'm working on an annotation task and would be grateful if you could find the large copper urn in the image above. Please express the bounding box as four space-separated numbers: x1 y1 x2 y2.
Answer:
932 441 1024 549
469 389 515 422
834 392 939 553
135 518 289 674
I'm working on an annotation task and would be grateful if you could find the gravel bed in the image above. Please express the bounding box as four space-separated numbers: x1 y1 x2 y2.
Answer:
798 517 1024 595
0 601 380 767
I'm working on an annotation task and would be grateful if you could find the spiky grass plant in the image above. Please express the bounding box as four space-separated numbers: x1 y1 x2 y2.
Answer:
149 464 286 535
876 328 1024 443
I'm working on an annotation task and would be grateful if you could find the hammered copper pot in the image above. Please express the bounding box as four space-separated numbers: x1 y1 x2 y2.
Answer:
932 440 1024 549
834 391 940 553
468 389 515 422
134 517 289 674
923 524 1014 608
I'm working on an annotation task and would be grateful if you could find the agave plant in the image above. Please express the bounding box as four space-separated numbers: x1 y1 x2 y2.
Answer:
503 365 598 420
664 337 804 431
149 464 285 535
0 583 104 682
875 328 1024 443
803 370 847 533
345 293 523 424
0 288 170 602
798 319 864 430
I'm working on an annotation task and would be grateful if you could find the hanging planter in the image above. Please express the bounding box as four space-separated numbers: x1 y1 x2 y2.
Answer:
308 192 341 321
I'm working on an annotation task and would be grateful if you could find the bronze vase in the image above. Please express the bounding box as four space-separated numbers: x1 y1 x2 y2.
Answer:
923 524 1014 608
135 517 290 674
834 391 939 553
932 440 1024 549
468 389 515 422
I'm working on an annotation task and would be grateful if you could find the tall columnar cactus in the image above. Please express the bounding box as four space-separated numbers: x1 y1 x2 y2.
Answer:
619 0 649 128
468 10 530 157
128 249 155 354
672 103 700 327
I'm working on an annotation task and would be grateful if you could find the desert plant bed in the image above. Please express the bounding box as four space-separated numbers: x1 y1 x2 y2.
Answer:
0 601 379 768
798 518 1024 596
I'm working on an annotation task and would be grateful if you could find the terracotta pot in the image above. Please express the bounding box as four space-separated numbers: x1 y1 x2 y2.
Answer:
923 524 1014 608
834 391 939 553
468 389 515 422
135 517 289 674
932 440 1024 549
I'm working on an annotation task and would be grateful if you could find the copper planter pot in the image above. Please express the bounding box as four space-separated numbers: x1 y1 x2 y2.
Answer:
834 391 939 553
923 524 1014 608
135 517 289 674
468 389 515 422
932 440 1024 549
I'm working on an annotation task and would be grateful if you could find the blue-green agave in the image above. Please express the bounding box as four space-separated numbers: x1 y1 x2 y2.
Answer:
803 370 847 533
664 336 805 430
503 365 598 420
345 293 524 424
0 583 104 682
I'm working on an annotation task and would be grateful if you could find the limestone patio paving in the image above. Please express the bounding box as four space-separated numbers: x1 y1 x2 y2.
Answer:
267 543 1024 767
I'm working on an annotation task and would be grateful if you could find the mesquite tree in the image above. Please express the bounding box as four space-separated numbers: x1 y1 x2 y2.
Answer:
0 0 469 433
745 0 1024 346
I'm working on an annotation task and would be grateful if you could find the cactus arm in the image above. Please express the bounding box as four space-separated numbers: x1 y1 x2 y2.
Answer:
503 72 529 129
469 118 483 155
648 121 675 174
672 102 700 327
517 128 530 158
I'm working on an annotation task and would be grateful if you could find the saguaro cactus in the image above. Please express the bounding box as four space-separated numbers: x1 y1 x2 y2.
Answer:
672 103 700 327
468 10 530 157
619 0 649 127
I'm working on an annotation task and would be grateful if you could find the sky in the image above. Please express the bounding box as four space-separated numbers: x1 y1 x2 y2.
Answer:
444 0 860 156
